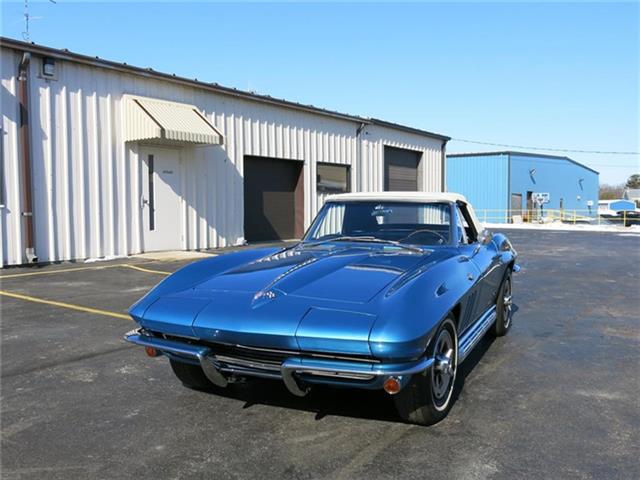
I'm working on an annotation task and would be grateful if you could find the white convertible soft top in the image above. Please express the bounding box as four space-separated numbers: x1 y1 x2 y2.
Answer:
325 191 483 234
326 192 468 204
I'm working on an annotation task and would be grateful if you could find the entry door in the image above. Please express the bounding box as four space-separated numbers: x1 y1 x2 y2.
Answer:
526 191 534 222
510 193 522 218
142 148 182 251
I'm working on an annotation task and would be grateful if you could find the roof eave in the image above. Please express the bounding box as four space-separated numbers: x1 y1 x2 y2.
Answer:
447 150 599 175
0 36 449 142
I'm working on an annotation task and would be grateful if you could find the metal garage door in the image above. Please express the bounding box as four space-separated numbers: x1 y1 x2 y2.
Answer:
384 146 421 191
244 156 304 242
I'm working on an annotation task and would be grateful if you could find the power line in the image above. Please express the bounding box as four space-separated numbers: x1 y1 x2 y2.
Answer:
450 138 640 156
587 164 638 168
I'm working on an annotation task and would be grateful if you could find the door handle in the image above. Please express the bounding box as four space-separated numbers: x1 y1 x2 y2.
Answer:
140 196 149 208
467 272 474 281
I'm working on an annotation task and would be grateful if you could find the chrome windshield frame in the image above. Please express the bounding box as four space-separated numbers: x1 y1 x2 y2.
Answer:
302 200 456 247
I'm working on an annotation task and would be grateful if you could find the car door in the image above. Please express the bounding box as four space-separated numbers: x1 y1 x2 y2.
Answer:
454 206 487 333
457 203 504 316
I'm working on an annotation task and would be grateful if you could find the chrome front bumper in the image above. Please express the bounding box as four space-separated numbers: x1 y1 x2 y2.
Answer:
124 328 434 397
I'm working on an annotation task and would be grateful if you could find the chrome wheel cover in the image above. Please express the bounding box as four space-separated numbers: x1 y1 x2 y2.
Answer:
503 278 513 329
432 328 456 409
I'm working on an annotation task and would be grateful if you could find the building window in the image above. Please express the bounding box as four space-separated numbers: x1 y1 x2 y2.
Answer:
317 163 350 193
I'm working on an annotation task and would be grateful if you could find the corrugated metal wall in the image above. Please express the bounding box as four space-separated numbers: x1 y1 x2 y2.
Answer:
510 154 599 215
446 152 600 223
1 46 445 266
446 153 510 221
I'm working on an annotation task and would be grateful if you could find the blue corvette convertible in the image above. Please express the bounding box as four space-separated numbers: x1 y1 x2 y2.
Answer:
125 192 518 425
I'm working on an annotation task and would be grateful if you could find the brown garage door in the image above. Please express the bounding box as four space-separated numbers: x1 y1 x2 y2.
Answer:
244 156 304 242
384 146 421 191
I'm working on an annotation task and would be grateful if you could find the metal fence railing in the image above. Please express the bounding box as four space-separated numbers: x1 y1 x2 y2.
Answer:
475 209 639 226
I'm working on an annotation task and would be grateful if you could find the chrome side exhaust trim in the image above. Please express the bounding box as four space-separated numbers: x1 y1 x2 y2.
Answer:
458 306 497 363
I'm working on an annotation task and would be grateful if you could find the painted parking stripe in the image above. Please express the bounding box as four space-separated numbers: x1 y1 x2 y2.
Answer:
0 290 131 320
0 263 170 280
0 264 128 279
122 264 170 275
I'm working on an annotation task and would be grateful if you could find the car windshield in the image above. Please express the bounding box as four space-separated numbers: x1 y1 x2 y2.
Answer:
304 201 452 246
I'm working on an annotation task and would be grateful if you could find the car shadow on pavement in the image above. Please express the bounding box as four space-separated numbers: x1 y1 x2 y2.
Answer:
451 303 519 404
198 378 402 423
451 331 495 404
193 307 517 425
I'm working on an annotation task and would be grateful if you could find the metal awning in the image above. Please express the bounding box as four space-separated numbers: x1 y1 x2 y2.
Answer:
123 95 223 145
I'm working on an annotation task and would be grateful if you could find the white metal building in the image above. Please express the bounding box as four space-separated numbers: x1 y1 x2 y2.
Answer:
0 38 449 266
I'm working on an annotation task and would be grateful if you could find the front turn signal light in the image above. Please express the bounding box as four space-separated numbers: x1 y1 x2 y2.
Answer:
145 346 160 357
383 376 401 395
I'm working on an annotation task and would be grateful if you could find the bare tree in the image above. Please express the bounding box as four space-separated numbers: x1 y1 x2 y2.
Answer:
599 184 625 200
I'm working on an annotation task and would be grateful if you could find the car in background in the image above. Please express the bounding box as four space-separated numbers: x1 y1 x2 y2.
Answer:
125 192 518 425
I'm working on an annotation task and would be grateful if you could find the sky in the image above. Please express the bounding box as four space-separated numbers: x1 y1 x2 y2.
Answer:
1 1 638 185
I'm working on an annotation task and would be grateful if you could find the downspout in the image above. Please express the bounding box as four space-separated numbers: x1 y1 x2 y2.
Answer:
355 122 366 192
18 52 37 263
441 139 448 192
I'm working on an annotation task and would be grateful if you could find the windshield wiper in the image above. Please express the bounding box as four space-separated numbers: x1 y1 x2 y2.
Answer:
306 236 424 254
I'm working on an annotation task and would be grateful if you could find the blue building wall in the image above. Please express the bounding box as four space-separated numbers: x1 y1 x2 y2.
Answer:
509 154 599 217
446 153 509 223
446 152 599 223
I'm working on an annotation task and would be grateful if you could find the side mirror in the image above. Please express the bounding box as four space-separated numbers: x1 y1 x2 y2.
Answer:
479 229 493 245
471 229 493 257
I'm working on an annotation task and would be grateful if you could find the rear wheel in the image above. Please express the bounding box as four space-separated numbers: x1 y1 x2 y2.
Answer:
170 359 215 390
393 317 458 426
492 271 513 337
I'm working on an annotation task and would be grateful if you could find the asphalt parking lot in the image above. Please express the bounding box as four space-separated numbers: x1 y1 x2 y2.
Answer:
1 230 639 480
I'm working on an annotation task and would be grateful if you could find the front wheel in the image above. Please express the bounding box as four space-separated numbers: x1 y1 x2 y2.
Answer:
170 359 216 390
393 317 458 426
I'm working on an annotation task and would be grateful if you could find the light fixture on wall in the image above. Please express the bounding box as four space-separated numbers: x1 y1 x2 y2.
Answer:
42 57 55 77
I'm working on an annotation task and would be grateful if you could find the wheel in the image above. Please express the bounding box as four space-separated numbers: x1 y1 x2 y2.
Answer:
492 270 513 337
170 359 215 390
393 316 458 426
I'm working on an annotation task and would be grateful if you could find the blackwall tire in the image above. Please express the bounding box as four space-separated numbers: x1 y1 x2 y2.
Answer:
393 316 458 426
170 359 216 390
493 271 513 337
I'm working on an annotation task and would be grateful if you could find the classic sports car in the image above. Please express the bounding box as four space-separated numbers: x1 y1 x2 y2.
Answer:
125 192 518 425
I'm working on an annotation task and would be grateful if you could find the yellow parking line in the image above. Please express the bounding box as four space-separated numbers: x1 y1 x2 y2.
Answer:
0 264 125 279
0 290 131 320
123 264 170 276
0 262 172 280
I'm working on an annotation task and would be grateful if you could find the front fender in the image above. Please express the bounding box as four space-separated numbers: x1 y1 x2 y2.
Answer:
492 232 518 260
368 254 480 361
128 247 281 323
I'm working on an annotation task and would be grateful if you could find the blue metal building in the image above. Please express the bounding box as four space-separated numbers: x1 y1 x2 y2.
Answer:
446 152 599 223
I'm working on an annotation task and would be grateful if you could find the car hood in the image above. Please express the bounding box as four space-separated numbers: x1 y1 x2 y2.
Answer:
194 245 425 302
139 244 446 354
